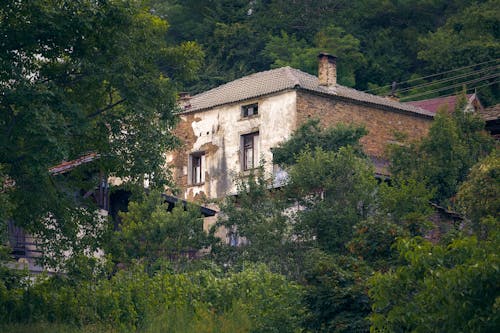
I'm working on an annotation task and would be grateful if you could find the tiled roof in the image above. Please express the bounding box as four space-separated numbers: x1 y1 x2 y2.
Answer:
405 94 474 114
49 153 98 175
181 67 434 117
479 104 500 121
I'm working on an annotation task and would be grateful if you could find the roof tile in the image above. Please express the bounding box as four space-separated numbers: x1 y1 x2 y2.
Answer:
181 67 434 117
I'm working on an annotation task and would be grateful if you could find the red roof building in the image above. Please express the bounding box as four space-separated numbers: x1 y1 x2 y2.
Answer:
405 94 482 114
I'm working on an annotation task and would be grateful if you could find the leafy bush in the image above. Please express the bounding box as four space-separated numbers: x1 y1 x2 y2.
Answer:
0 263 305 332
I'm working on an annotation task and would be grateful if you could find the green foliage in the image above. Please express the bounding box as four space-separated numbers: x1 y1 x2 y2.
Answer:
369 231 500 333
288 147 376 253
302 250 372 333
212 167 298 276
0 263 305 333
379 178 434 236
457 151 500 237
153 0 500 105
262 25 365 86
112 190 210 270
272 119 367 166
0 0 203 265
418 0 500 74
142 301 253 333
389 103 494 206
348 216 404 267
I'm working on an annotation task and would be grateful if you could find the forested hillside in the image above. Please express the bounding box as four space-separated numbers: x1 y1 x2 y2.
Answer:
151 0 499 105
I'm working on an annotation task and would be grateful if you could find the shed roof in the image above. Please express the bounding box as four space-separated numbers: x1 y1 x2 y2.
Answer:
181 67 434 118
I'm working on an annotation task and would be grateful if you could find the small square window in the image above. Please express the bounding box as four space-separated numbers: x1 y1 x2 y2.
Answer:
242 103 258 117
189 152 205 185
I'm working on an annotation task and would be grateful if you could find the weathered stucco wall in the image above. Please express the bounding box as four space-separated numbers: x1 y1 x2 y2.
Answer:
168 90 297 200
296 91 432 157
168 89 433 201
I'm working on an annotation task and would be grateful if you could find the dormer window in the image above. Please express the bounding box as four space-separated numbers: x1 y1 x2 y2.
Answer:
242 103 258 117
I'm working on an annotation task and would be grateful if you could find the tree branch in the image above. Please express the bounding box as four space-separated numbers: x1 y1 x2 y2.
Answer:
87 98 127 119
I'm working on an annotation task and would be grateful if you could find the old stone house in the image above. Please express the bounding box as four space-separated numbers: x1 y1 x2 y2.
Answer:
168 54 435 202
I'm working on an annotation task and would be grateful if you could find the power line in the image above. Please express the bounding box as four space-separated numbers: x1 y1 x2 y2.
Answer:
396 65 499 94
364 58 500 93
471 79 500 91
410 79 499 101
400 73 499 101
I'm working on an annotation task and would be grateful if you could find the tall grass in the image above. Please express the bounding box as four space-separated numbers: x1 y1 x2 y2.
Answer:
142 302 252 333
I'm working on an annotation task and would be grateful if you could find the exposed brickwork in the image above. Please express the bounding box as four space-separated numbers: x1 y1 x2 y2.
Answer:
170 114 201 198
296 91 432 157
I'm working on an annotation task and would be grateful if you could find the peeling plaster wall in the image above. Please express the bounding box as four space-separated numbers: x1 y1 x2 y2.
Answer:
169 89 433 202
168 91 297 201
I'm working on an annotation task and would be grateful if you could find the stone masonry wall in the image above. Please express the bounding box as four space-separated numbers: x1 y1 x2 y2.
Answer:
167 91 297 201
296 91 432 157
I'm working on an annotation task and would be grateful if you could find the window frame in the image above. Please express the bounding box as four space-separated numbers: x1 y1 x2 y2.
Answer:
241 103 258 118
241 132 259 171
189 152 205 185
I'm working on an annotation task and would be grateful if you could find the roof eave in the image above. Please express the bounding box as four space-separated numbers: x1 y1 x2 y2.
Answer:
177 88 298 115
297 87 435 119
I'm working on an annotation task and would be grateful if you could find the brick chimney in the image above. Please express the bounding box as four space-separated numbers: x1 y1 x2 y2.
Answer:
318 52 337 87
178 92 191 110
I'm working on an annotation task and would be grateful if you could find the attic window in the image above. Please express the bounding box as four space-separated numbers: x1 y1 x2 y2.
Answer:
242 103 258 117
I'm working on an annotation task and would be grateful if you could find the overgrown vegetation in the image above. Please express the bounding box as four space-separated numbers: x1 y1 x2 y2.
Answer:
0 264 304 333
2 109 498 332
1 1 499 332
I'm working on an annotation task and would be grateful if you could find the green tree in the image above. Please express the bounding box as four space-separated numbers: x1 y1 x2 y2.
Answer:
378 177 434 236
389 100 494 206
272 119 367 166
288 147 377 253
456 151 500 237
113 191 210 270
369 231 500 333
0 1 203 265
262 25 366 87
418 0 500 104
302 250 372 333
212 167 298 276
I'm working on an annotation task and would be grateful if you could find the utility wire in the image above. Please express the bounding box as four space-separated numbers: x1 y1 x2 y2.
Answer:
364 58 500 93
411 79 499 101
400 73 499 101
396 65 499 94
470 79 500 91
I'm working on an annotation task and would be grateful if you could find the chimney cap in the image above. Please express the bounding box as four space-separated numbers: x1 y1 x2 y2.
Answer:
178 92 191 100
318 52 337 61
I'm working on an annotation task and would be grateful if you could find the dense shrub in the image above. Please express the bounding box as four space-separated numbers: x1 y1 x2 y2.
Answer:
0 263 304 332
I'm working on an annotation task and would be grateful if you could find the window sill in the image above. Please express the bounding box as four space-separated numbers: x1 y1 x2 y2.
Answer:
187 182 205 187
239 114 260 121
240 168 260 176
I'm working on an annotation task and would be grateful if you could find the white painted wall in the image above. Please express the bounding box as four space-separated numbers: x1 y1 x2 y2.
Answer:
176 90 297 199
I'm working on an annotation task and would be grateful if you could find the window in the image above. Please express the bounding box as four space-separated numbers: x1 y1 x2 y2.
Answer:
189 152 205 185
242 103 258 117
242 132 259 171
